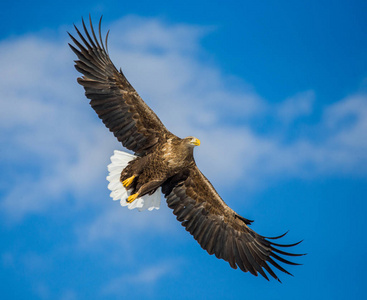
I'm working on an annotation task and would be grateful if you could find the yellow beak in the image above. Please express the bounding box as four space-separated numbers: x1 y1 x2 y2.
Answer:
192 138 201 146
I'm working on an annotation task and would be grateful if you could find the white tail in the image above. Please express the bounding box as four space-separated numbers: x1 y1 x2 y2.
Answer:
106 150 161 211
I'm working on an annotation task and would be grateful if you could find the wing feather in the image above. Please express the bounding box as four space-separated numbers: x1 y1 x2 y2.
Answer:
69 17 174 155
162 165 304 281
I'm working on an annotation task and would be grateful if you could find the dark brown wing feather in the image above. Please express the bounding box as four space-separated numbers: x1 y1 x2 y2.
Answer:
162 165 304 282
68 17 174 155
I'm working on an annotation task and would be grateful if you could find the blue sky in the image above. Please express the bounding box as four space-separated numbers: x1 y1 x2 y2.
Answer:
1 1 366 299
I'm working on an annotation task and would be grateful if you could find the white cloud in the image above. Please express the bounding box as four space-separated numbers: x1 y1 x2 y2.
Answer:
321 94 367 173
277 90 315 122
101 261 177 296
34 283 77 300
109 15 211 54
75 201 174 250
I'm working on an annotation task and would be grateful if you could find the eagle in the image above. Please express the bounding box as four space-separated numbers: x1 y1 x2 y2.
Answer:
68 17 303 282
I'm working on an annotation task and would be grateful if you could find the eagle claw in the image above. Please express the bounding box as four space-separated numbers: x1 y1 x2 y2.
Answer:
122 175 136 188
127 193 139 203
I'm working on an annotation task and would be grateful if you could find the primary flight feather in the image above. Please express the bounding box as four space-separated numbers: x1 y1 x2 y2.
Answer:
69 16 303 282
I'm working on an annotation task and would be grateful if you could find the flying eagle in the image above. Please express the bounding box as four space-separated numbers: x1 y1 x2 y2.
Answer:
68 17 303 282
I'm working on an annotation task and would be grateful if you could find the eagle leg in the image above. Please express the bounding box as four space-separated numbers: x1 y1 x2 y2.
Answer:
122 175 136 188
127 193 139 203
126 179 164 203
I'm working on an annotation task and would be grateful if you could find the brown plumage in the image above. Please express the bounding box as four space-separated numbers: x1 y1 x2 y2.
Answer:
69 16 304 282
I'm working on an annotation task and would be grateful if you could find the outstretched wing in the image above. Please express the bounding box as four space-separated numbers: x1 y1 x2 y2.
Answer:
68 17 174 155
162 165 304 281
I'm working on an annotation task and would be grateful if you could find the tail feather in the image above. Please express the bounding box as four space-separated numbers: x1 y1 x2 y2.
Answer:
106 150 161 211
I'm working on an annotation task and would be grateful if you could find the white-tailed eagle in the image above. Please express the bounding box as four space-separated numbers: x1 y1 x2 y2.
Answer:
68 17 303 282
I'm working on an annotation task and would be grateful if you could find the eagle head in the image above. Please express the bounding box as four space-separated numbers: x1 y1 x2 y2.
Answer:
184 136 201 147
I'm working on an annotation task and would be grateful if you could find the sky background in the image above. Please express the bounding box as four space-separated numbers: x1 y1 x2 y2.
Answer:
1 1 367 299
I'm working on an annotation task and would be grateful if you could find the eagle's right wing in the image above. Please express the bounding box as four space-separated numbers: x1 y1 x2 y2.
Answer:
162 165 304 281
69 17 174 156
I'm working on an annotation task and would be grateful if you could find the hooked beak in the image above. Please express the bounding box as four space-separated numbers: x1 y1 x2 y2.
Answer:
192 138 201 146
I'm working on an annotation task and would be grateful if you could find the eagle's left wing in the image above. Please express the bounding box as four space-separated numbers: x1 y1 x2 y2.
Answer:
162 165 303 281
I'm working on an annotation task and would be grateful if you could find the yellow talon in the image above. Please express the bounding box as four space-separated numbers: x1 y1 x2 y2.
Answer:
127 193 139 203
122 175 136 188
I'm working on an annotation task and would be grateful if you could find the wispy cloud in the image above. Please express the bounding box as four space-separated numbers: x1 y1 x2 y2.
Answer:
34 283 77 300
109 15 212 54
75 202 174 250
277 90 315 123
101 261 177 296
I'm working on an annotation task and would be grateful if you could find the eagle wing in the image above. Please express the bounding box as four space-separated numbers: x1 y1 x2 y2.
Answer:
162 165 303 281
68 17 174 155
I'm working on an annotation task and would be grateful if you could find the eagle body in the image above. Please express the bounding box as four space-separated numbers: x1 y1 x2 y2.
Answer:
69 17 304 282
120 136 197 197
